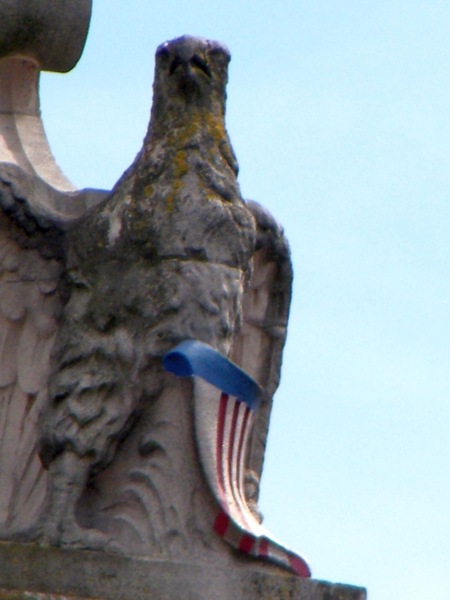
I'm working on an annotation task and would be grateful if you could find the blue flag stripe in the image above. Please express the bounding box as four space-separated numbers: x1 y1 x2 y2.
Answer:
162 340 262 409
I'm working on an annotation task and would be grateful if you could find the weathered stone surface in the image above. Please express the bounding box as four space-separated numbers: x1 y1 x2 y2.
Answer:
0 34 299 576
0 542 366 600
0 22 366 594
24 36 297 575
0 590 97 600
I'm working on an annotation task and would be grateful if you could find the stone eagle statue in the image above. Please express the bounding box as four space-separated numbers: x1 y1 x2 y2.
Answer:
0 35 309 576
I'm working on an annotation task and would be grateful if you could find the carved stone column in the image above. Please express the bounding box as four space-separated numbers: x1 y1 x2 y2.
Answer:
0 0 91 189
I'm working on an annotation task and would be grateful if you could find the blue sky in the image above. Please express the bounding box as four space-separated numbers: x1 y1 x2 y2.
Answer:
40 2 450 598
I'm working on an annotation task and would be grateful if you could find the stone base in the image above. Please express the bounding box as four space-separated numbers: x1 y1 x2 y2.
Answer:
0 542 366 600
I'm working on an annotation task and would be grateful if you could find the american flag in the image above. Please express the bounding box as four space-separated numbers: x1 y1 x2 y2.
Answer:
163 340 311 578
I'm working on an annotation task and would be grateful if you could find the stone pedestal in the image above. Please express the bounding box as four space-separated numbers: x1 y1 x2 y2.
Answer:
0 542 366 600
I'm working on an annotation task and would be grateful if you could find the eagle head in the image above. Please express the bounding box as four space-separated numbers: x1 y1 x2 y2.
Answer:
151 35 231 121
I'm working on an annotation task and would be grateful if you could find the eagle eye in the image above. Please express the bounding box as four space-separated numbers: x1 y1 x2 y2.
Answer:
190 54 211 78
169 55 183 75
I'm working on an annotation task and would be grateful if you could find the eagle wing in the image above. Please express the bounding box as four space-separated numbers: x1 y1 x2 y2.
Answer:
230 199 293 515
0 165 106 533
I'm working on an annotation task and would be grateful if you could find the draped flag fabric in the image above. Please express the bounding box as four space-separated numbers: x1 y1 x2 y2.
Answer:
163 339 311 578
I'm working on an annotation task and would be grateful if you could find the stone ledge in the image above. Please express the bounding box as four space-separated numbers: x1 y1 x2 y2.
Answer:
0 542 366 600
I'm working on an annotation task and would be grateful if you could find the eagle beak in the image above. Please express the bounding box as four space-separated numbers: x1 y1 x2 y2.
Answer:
169 53 211 79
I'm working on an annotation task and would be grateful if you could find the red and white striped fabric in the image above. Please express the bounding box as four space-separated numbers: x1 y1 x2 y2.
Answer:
194 378 311 577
